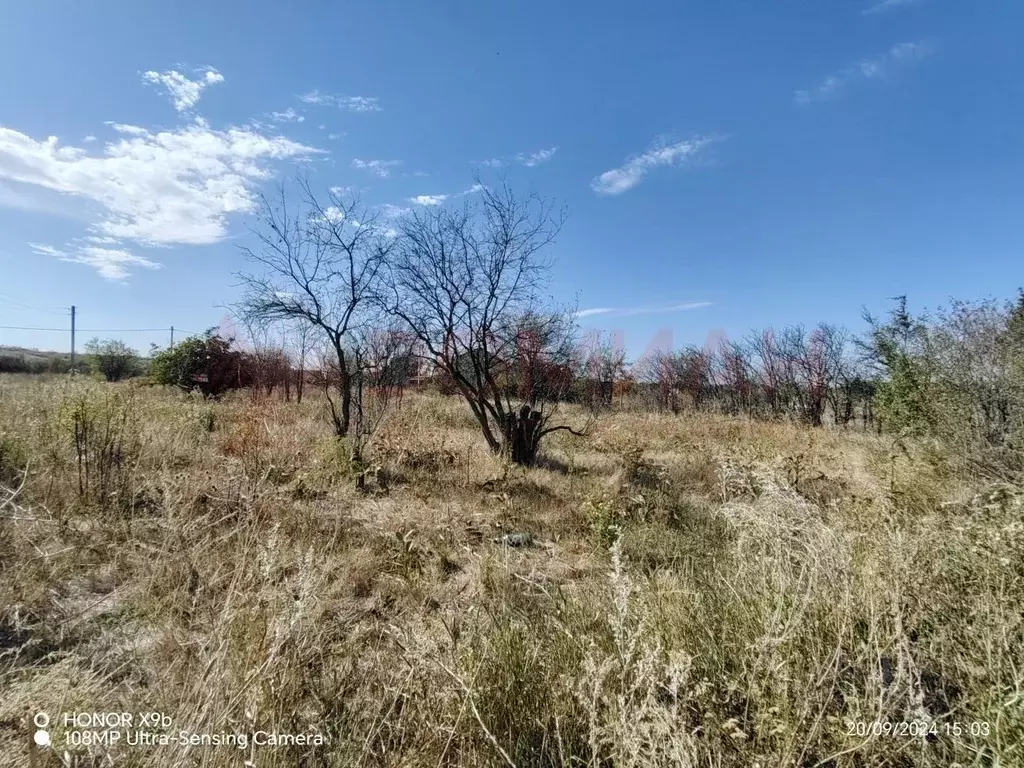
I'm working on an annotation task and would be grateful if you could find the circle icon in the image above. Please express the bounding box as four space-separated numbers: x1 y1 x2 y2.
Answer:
34 730 51 747
33 713 50 729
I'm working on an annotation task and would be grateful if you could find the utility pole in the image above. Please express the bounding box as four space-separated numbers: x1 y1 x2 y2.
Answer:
170 326 175 349
70 305 76 369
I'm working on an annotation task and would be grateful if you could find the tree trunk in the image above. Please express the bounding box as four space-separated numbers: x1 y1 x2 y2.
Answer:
503 404 541 466
339 371 352 435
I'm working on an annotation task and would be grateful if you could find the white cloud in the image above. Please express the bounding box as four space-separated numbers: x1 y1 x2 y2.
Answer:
0 65 325 280
795 40 936 104
863 0 925 15
380 203 412 219
270 107 305 123
298 91 382 113
408 184 484 206
142 67 224 112
577 301 712 318
30 242 161 281
410 194 447 206
478 147 558 169
351 158 402 178
591 136 718 196
327 133 342 140
516 147 558 167
321 206 346 223
0 122 320 277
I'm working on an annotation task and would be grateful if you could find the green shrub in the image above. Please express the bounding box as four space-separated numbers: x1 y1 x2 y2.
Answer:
149 332 252 396
84 337 141 382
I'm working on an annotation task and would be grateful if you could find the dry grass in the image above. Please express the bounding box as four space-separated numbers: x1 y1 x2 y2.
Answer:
0 374 1021 767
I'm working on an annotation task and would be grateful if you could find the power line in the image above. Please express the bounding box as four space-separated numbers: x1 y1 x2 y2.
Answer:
0 295 69 316
0 325 172 332
1 307 214 365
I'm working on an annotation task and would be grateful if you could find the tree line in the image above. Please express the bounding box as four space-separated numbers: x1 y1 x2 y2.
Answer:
8 176 1020 477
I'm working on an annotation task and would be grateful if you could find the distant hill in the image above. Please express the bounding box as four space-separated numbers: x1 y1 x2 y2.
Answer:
0 345 151 375
0 345 71 364
0 346 78 374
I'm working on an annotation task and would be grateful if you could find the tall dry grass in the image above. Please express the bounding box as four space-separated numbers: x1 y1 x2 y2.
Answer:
0 374 1020 767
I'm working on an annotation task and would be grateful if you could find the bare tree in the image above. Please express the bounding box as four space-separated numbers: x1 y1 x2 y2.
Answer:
236 313 292 400
670 346 714 411
579 332 628 410
634 349 681 413
716 339 755 416
384 180 585 465
350 324 416 465
237 178 391 436
307 322 415 484
635 346 714 414
745 329 788 418
811 324 853 426
780 323 849 426
287 320 314 404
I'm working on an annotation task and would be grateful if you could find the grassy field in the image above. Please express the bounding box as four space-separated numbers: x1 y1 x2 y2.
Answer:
0 374 1021 767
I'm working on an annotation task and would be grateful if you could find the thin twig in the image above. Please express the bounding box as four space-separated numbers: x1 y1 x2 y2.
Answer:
437 660 518 768
30 546 76 560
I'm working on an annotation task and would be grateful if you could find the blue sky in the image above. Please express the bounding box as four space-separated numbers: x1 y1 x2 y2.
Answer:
1 0 1021 359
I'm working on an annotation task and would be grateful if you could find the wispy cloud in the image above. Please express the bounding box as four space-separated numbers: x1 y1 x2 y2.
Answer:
299 91 382 113
142 67 224 112
30 242 161 281
351 158 402 178
270 107 305 123
408 184 483 206
105 122 149 136
863 0 925 15
591 136 719 196
577 301 713 318
27 243 65 258
379 203 412 219
479 146 558 169
795 40 937 104
517 147 558 167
